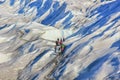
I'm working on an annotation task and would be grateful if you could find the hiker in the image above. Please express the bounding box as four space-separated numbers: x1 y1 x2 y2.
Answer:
60 39 63 45
60 43 65 55
55 38 61 53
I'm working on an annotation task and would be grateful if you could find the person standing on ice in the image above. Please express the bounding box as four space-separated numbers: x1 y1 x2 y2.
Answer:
55 38 61 54
60 38 65 55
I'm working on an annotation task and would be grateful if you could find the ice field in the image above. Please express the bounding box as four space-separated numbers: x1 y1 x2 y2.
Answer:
0 0 120 80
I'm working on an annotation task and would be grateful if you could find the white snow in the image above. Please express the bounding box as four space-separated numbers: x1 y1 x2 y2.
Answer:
0 0 119 80
0 52 12 63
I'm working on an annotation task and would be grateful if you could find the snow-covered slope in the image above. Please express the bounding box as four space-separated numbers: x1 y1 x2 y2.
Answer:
0 0 120 80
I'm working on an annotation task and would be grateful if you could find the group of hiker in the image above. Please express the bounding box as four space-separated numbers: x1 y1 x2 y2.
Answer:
55 38 65 55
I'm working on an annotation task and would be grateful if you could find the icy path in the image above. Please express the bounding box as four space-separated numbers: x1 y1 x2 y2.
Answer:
0 0 120 80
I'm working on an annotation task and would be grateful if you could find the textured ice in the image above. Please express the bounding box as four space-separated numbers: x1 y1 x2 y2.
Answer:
0 0 120 80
